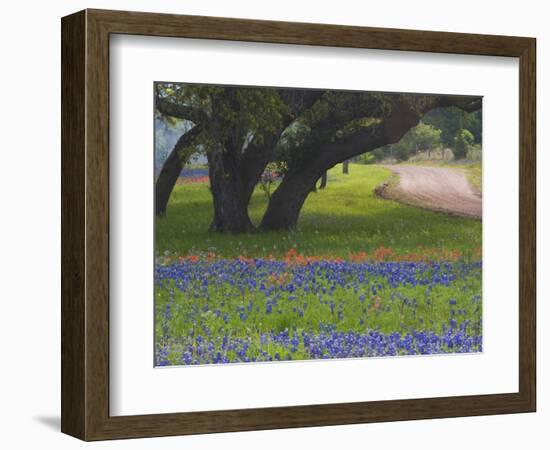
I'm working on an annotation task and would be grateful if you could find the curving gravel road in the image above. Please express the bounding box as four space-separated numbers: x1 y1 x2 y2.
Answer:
380 165 482 219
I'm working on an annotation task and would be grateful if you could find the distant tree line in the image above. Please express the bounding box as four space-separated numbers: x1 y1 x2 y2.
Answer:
362 106 482 163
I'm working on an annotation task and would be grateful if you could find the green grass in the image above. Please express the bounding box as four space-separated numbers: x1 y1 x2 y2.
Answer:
155 163 482 364
157 263 481 338
156 259 482 364
463 163 482 193
156 163 481 258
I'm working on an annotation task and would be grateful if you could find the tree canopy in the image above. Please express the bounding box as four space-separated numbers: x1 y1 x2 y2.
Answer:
155 82 482 232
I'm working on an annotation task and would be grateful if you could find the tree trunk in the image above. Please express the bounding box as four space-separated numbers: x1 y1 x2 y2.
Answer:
155 150 182 217
260 170 318 231
155 126 201 217
207 147 255 233
259 101 423 231
342 160 350 174
205 91 323 234
233 91 324 211
261 96 482 232
319 172 327 189
239 134 280 206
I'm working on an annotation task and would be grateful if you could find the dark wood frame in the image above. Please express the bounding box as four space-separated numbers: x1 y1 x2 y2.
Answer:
61 8 536 441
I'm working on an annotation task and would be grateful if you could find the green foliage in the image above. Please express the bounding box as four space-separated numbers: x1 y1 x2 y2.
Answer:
467 110 483 144
395 145 411 162
465 162 482 192
157 85 482 178
371 148 385 162
280 92 457 171
423 107 482 146
335 117 382 139
389 122 442 162
411 122 441 151
156 164 481 259
275 92 389 172
396 122 441 156
156 82 289 154
453 129 474 160
355 152 377 165
467 143 482 162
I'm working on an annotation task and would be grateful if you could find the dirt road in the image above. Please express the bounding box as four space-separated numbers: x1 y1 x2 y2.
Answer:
379 165 482 219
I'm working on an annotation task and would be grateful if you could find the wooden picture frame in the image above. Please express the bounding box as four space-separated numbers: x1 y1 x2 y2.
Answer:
61 8 536 441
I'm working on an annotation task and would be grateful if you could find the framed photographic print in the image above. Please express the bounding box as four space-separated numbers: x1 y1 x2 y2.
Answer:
61 9 536 440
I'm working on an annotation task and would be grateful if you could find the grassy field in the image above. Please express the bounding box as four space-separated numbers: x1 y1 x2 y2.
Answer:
156 164 481 259
155 163 482 366
463 163 482 193
156 258 482 364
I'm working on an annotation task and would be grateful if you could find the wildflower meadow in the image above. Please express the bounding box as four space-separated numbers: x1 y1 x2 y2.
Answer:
155 164 482 366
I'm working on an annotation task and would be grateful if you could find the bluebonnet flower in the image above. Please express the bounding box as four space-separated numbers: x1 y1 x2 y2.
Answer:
155 257 482 365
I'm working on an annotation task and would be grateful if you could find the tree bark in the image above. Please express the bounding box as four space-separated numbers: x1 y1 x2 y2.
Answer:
319 172 327 189
207 90 325 233
239 135 281 205
155 125 202 217
260 171 318 231
207 144 256 233
156 88 324 233
260 102 420 231
342 160 350 174
156 97 208 124
238 91 325 204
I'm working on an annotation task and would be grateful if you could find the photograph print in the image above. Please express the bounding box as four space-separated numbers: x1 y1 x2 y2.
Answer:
154 82 482 367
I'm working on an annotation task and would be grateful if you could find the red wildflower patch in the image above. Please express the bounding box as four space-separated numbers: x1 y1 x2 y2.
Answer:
238 255 256 265
283 248 343 266
172 245 479 266
177 176 209 184
373 246 396 261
